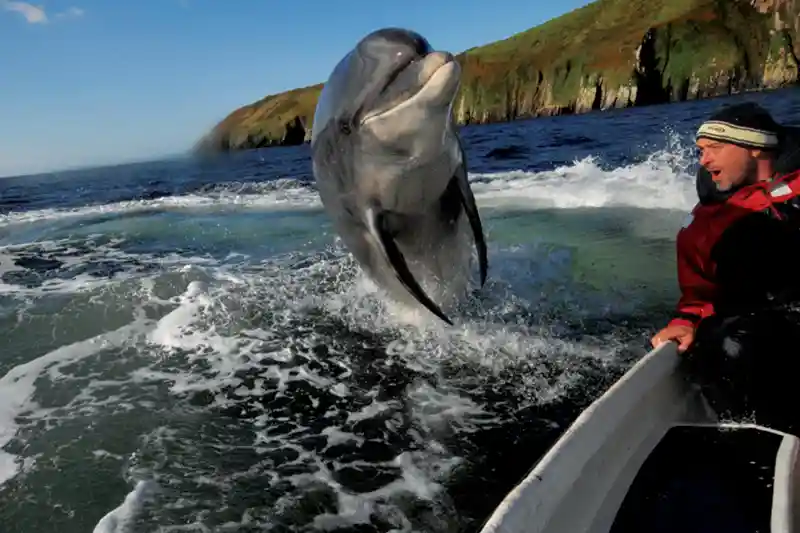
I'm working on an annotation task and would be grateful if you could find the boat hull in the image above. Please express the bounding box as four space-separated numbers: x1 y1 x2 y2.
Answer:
479 343 800 533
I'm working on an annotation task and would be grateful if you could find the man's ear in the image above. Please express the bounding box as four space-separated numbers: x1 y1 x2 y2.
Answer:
749 148 765 159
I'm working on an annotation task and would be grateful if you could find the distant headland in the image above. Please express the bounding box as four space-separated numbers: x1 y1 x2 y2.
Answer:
195 0 800 154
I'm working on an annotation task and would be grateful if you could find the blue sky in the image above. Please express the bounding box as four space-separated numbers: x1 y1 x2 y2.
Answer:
0 0 593 178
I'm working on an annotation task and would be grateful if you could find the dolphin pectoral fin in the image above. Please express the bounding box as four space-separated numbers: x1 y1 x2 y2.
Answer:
365 206 454 325
454 156 488 287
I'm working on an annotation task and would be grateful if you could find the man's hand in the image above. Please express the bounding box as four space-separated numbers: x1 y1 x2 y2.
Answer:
651 324 695 353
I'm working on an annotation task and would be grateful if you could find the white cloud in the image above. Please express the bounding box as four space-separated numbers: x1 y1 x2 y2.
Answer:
56 6 84 19
2 2 84 24
3 2 47 24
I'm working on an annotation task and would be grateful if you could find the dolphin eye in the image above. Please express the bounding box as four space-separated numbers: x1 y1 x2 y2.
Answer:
339 120 352 135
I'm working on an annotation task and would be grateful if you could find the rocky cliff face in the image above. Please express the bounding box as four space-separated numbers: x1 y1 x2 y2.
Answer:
196 84 321 153
198 0 800 154
754 0 800 86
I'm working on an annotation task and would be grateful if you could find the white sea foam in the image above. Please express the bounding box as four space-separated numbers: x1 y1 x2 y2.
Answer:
92 479 154 533
0 143 698 231
0 319 151 487
471 152 696 211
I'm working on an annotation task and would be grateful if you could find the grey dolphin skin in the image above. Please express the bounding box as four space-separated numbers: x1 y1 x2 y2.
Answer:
310 27 488 325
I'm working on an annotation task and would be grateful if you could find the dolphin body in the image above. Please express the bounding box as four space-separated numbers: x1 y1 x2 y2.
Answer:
310 28 488 325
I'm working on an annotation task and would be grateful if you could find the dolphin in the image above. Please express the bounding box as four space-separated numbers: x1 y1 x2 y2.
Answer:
310 27 488 325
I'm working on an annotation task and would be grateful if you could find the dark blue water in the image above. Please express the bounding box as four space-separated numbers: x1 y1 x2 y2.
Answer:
4 87 795 216
0 86 797 533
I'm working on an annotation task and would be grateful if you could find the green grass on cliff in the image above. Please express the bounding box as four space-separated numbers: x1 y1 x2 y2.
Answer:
653 6 750 96
201 0 790 151
463 0 702 63
207 84 322 149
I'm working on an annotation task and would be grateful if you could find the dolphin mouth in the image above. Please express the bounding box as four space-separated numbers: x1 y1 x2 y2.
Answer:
358 51 457 125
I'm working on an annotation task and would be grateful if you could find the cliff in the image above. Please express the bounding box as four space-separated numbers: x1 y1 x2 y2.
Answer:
197 0 799 153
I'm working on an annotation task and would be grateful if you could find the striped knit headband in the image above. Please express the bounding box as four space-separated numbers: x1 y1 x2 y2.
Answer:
696 102 781 150
696 120 780 149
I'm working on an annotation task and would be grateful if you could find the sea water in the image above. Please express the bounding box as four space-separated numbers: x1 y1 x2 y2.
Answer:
0 87 797 532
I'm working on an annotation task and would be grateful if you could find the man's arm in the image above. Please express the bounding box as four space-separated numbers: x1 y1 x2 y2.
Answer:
652 225 717 351
668 228 716 329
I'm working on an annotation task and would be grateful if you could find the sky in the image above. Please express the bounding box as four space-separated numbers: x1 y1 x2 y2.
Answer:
0 0 594 178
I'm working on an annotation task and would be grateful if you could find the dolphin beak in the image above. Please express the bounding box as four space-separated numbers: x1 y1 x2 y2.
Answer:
365 205 454 325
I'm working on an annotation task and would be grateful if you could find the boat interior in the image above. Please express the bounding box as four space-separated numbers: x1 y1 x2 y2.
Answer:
609 423 799 533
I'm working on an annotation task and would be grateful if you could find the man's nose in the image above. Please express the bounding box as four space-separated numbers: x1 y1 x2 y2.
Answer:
700 151 712 167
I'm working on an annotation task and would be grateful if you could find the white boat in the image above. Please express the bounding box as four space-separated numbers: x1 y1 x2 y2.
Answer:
478 342 800 533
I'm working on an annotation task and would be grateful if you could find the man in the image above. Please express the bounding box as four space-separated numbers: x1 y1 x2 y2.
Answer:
652 102 800 352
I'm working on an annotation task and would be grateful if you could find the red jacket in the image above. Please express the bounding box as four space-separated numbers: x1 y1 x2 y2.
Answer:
669 169 800 329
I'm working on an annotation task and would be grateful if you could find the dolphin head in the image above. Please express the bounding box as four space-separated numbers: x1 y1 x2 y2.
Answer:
311 27 460 145
311 28 462 212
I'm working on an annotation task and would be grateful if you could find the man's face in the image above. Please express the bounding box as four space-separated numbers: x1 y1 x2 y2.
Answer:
696 138 758 191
